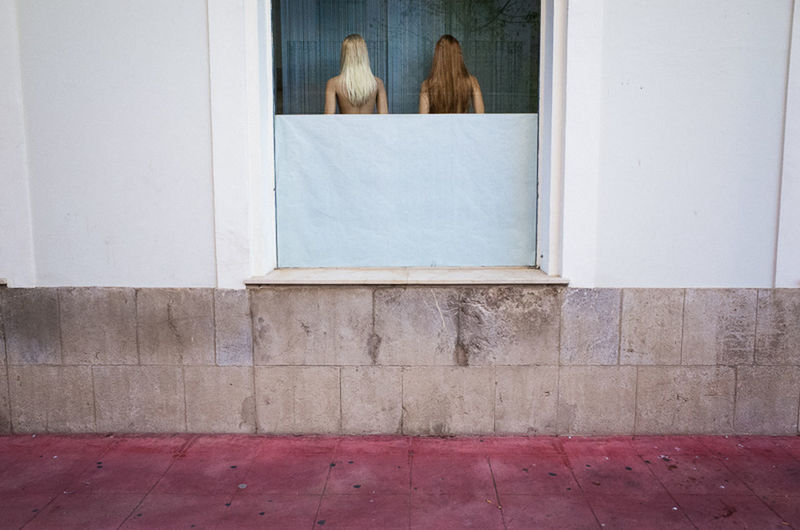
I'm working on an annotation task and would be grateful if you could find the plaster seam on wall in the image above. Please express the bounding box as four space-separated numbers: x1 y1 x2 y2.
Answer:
773 0 796 287
12 0 37 286
206 0 221 289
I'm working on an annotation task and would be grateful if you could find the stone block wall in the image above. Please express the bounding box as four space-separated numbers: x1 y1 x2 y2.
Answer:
0 286 798 435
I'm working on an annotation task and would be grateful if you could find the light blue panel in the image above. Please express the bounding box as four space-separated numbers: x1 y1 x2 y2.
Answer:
276 114 538 267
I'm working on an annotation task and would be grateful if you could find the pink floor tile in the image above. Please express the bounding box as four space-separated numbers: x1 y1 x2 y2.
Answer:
216 492 320 529
24 490 143 530
411 455 495 496
326 455 411 495
674 494 789 529
631 435 714 456
478 436 563 456
561 436 635 457
501 493 598 529
335 435 410 456
409 491 504 530
240 452 333 495
410 436 488 456
0 491 59 529
119 493 230 529
762 495 800 527
255 436 339 455
568 454 669 499
316 493 410 529
586 493 693 529
490 455 578 495
638 451 751 495
719 455 800 497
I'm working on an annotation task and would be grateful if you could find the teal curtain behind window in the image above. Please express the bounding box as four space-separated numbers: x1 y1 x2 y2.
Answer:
276 0 539 114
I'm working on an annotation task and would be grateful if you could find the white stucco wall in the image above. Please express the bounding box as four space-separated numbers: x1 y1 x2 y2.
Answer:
14 0 217 287
0 0 35 287
562 0 795 287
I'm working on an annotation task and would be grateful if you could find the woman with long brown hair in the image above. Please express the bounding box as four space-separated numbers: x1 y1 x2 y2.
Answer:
419 35 484 114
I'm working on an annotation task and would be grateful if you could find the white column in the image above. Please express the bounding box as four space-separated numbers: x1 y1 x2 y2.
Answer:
0 0 36 286
776 1 800 287
208 0 275 288
560 0 605 286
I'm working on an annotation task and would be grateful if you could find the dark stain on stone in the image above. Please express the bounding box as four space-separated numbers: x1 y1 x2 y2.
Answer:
716 505 737 519
367 333 381 364
166 301 183 346
225 502 231 507
625 466 632 471
317 520 326 525
548 472 557 477
454 341 469 366
353 484 361 488
348 460 354 464
259 512 265 516
522 468 528 472
230 465 237 469
330 462 336 467
300 322 312 335
668 464 678 470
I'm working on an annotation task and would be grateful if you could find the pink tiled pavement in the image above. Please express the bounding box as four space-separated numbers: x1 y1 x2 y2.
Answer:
0 434 798 529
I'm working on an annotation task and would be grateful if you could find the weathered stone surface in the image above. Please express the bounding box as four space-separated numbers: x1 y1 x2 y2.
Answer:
137 289 214 365
184 366 255 433
373 288 458 365
8 366 94 432
734 366 800 434
557 366 636 435
251 288 373 366
620 289 683 365
755 289 800 365
495 366 558 434
402 366 494 435
60 287 138 365
3 288 61 364
341 366 402 434
560 289 621 365
682 289 756 365
457 287 561 366
254 366 340 434
215 290 253 366
94 366 185 432
0 364 10 433
636 367 735 434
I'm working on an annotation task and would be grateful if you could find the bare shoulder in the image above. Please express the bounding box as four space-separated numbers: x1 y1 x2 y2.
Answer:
420 79 429 92
470 75 481 89
375 76 385 88
326 76 340 89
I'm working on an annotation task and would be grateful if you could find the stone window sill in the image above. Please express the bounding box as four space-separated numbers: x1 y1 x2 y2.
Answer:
246 267 568 286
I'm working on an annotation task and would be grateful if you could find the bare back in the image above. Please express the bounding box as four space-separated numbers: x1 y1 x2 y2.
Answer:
325 75 388 114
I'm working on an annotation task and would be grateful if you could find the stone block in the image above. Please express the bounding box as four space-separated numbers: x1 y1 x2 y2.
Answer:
557 366 636 435
495 366 558 434
620 289 683 365
8 366 94 432
734 366 800 434
0 289 6 364
457 287 561 366
254 366 340 434
215 290 253 366
251 287 372 366
560 289 621 365
755 290 800 365
137 289 214 365
682 289 756 365
0 364 9 433
341 366 402 434
60 287 138 365
3 288 61 364
373 287 458 365
94 366 185 432
402 366 494 435
184 366 255 433
636 367 735 434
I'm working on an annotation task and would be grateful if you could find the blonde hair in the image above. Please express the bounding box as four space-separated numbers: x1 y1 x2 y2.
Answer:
339 34 377 106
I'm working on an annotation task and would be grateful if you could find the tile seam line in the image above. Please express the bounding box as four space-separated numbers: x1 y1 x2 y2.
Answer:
311 438 338 528
560 447 604 528
487 456 508 529
116 434 198 529
633 449 698 528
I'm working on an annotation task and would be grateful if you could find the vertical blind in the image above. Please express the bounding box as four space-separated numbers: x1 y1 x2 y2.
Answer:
275 0 540 114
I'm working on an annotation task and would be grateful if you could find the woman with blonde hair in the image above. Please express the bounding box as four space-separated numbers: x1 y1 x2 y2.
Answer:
419 35 484 114
325 34 388 114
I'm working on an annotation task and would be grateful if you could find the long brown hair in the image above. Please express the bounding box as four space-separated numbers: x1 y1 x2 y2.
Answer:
425 35 473 113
